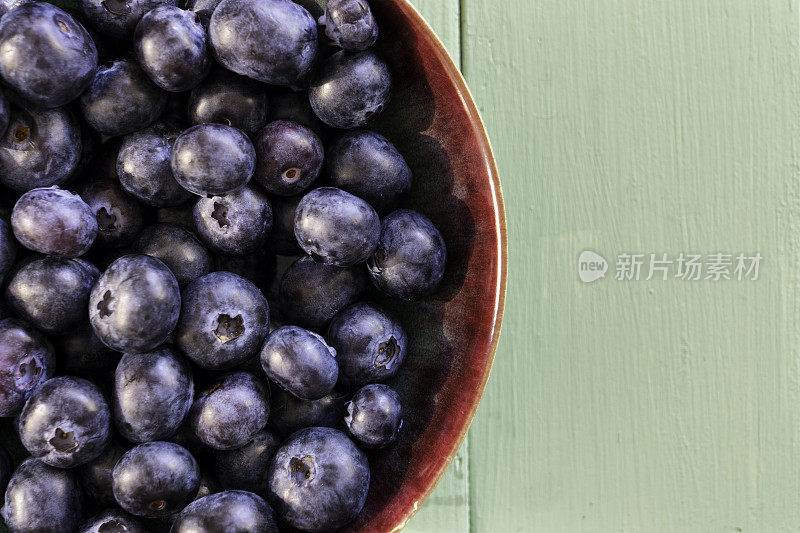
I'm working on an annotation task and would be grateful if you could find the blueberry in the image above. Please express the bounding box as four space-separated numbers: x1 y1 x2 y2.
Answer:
0 3 98 108
1 458 83 533
267 427 369 532
12 187 98 257
320 0 379 51
133 223 213 286
55 326 120 377
367 209 446 300
189 372 269 450
269 88 329 141
213 430 280 497
113 347 194 443
188 68 269 137
0 318 54 417
309 51 391 129
294 187 380 266
89 254 181 353
18 376 112 468
81 60 168 136
279 255 369 330
6 257 100 334
0 219 17 283
79 0 179 39
80 509 147 533
117 124 193 207
78 438 130 507
0 0 31 19
193 186 272 256
0 105 82 192
171 124 255 196
345 384 402 449
327 130 411 213
172 490 279 533
112 441 200 518
254 120 324 196
261 326 338 401
176 272 269 370
81 177 145 248
135 6 210 92
267 194 302 256
0 89 8 137
184 0 221 29
327 302 407 387
209 0 317 87
269 386 347 437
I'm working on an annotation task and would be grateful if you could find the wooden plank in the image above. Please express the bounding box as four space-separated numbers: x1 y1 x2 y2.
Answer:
401 3 468 533
462 0 800 531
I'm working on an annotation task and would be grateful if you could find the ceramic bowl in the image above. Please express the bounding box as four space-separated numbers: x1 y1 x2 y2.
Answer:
300 1 508 530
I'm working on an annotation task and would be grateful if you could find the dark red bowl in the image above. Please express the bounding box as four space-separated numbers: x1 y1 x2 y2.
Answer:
303 1 508 530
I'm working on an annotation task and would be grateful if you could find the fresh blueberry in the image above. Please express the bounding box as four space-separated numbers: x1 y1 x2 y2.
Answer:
184 0 221 29
267 427 369 532
294 187 380 266
0 3 97 108
368 209 447 300
189 372 270 450
309 51 391 129
117 124 193 207
345 383 402 449
172 490 279 533
267 194 303 256
132 223 213 286
269 386 347 437
12 187 98 257
113 347 194 443
135 6 211 92
0 0 31 19
55 326 120 377
176 272 269 369
0 318 54 417
320 0 379 51
327 302 407 387
79 0 179 39
2 458 83 533
279 255 369 330
171 123 256 196
209 0 317 87
269 88 329 141
193 186 273 256
0 219 17 284
0 105 82 192
78 438 130 507
6 257 100 334
261 326 338 401
89 254 181 353
214 248 277 291
18 376 112 468
112 441 201 518
213 430 280 497
81 60 168 136
188 68 269 137
327 130 411 213
254 120 324 196
81 177 145 248
80 509 147 533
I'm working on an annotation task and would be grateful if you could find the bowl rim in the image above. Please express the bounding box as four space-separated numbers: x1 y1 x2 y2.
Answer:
385 1 509 531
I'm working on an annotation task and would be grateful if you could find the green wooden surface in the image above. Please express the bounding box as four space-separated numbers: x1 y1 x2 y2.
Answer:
409 0 800 531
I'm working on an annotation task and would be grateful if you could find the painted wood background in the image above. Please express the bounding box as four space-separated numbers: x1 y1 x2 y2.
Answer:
407 0 800 531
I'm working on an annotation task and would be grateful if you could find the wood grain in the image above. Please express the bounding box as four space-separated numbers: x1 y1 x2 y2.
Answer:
461 0 800 531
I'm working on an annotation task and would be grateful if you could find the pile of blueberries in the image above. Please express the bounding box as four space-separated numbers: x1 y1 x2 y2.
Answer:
0 0 448 531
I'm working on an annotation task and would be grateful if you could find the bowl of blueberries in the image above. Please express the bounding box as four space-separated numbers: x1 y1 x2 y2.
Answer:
0 0 506 530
